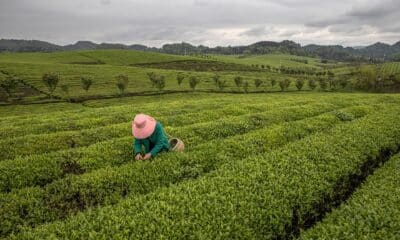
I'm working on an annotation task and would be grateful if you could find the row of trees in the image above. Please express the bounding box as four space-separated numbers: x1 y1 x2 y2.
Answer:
145 72 348 93
42 73 130 99
249 63 336 77
1 71 353 103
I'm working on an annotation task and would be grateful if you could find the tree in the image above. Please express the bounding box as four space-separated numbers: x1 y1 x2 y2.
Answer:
212 74 220 88
80 76 93 93
329 78 339 90
270 79 277 88
279 79 291 91
234 76 243 88
339 77 349 89
176 73 185 86
146 72 157 87
243 80 249 93
116 74 129 96
155 75 166 92
189 76 200 91
308 79 317 90
295 79 304 91
254 79 263 89
216 78 227 91
0 76 19 101
42 73 59 98
319 78 328 91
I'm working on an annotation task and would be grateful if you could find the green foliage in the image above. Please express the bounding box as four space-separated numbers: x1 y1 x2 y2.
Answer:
1 100 367 236
12 105 400 239
216 78 227 91
155 75 166 92
189 76 200 90
116 74 128 96
254 78 263 88
42 72 59 97
301 153 400 239
243 80 249 93
295 79 304 91
339 76 349 89
333 110 355 121
0 76 19 100
318 78 328 90
279 79 291 91
80 76 93 92
308 78 317 90
176 72 185 86
212 74 220 87
146 72 156 87
234 76 243 88
271 79 277 87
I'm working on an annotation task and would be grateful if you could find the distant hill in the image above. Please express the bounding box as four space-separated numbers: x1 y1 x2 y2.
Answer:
1 38 400 61
0 39 62 52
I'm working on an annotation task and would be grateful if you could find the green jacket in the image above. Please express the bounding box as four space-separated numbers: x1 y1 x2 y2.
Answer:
133 122 170 157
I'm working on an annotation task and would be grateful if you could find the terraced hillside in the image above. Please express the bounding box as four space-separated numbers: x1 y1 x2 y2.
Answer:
0 92 399 239
0 51 334 101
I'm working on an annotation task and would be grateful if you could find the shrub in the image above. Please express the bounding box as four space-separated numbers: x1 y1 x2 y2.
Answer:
243 80 249 93
189 76 200 90
0 76 19 101
146 72 156 87
116 74 129 96
254 79 263 89
176 73 185 86
295 79 305 91
279 79 291 91
42 73 59 98
155 75 166 92
80 76 93 92
308 79 317 90
319 78 328 90
216 79 227 91
271 79 277 88
234 76 243 88
212 74 220 88
339 77 349 89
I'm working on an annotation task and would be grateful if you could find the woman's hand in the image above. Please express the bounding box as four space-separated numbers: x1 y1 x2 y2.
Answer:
135 154 143 160
143 153 152 160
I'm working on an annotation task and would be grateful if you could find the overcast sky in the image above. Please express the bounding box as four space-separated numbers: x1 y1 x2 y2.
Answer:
0 0 399 47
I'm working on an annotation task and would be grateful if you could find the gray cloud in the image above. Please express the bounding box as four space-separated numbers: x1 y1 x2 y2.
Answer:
0 0 399 47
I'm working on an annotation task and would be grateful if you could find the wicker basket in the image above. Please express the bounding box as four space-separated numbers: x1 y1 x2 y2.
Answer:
169 138 185 152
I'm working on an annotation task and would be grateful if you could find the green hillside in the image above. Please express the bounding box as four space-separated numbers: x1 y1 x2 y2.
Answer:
0 49 194 65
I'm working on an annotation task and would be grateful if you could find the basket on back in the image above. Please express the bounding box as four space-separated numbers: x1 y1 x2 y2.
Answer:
169 138 185 152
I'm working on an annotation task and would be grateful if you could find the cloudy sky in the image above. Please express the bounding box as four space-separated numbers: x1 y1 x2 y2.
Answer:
0 0 399 47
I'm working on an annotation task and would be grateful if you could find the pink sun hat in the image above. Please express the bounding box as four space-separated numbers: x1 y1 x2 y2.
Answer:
132 114 157 139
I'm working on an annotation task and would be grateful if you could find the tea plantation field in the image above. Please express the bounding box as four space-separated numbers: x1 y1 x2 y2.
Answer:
0 50 329 101
0 92 400 239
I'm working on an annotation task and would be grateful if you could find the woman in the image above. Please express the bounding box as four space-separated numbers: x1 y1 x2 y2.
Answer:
132 114 170 160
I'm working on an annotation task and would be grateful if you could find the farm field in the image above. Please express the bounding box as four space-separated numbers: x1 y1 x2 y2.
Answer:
213 54 324 69
0 92 400 239
0 50 340 101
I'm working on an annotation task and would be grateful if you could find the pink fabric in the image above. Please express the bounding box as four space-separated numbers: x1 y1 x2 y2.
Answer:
132 114 156 139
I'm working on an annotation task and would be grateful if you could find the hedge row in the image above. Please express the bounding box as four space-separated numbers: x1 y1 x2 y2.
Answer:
0 101 342 192
0 99 314 160
0 100 268 139
0 92 382 139
0 93 311 129
301 153 400 240
0 105 371 237
12 105 400 239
